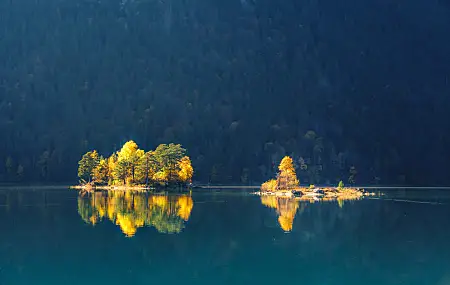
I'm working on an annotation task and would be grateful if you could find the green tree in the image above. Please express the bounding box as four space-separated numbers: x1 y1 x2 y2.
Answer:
338 180 344 189
135 151 158 185
78 150 100 182
5 156 13 181
114 159 128 185
154 144 186 182
37 151 51 180
348 166 357 185
92 158 109 185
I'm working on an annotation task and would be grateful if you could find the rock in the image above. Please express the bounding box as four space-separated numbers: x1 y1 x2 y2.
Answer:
313 188 325 194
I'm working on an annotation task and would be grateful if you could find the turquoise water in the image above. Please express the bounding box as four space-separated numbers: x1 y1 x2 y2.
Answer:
1 187 450 285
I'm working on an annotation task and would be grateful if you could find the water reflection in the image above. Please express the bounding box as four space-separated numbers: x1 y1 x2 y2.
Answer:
260 192 367 232
77 191 193 237
260 196 305 232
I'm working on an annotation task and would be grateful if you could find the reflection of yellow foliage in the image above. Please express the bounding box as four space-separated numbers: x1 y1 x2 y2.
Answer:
260 196 300 232
77 191 194 237
278 216 294 232
260 196 278 209
177 195 194 221
116 213 138 237
89 215 98 225
151 195 169 209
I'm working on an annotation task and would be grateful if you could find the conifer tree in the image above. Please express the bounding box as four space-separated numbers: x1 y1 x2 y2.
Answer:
276 156 299 190
78 150 100 182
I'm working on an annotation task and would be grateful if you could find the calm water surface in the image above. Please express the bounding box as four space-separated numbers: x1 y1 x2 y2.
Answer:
0 187 450 285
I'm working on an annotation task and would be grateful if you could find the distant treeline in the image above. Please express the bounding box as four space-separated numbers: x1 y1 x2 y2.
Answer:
1 0 450 185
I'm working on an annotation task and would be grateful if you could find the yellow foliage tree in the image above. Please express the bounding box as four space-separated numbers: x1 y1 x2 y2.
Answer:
107 153 118 185
178 156 194 183
153 170 169 184
276 156 299 190
261 179 277 191
117 140 144 184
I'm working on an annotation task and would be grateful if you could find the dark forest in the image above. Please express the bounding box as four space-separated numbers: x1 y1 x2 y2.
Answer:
1 0 449 185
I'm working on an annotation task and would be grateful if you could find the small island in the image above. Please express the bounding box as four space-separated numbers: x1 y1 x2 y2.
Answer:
73 140 193 191
257 156 374 201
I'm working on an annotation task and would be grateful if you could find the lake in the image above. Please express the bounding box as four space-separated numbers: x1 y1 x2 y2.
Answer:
0 187 450 285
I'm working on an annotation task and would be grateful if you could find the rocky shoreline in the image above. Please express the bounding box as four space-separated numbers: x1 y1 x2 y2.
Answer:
255 187 376 201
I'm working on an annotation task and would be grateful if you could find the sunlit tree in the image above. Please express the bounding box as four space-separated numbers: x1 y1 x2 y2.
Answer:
117 140 145 184
114 159 129 185
135 151 158 185
153 169 169 184
78 150 100 182
276 156 299 190
261 179 277 191
92 158 109 185
178 156 194 183
154 143 186 181
107 153 118 185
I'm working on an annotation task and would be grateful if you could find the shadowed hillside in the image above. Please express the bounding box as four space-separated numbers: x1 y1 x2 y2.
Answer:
1 0 449 185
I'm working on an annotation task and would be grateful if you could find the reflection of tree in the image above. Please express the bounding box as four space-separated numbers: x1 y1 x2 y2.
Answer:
261 196 304 232
77 191 193 237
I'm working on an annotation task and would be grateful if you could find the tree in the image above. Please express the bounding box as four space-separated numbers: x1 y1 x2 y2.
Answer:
37 151 50 180
276 156 299 190
135 151 158 185
5 156 13 179
78 150 100 182
92 158 109 185
153 169 169 184
178 156 193 183
338 180 344 189
261 179 277 191
348 166 357 185
107 153 118 185
154 144 186 181
114 159 128 185
17 164 24 181
117 140 144 184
